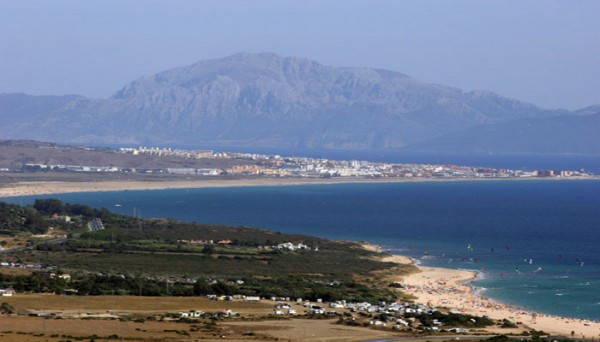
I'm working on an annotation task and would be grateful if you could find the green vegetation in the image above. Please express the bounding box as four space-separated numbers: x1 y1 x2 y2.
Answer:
499 318 518 328
0 302 15 314
405 310 494 327
0 199 109 234
0 199 411 303
482 335 574 342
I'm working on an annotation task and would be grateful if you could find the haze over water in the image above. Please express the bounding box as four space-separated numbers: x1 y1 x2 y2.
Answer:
5 179 600 321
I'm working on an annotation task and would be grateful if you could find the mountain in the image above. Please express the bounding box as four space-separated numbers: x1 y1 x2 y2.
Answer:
0 52 588 152
574 105 600 116
407 112 600 154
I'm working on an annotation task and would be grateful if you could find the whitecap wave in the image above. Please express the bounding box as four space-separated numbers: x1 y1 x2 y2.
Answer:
473 287 487 296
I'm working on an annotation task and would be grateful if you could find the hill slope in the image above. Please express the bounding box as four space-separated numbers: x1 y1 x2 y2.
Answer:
408 113 600 154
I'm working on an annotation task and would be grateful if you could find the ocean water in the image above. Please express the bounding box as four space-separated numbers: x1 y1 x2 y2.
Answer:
3 180 599 320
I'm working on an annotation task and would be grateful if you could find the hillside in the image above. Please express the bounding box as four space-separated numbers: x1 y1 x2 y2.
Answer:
0 52 577 151
0 199 409 302
0 140 251 170
408 113 600 154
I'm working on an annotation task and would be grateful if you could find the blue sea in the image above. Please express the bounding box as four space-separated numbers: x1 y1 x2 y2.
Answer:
3 180 600 321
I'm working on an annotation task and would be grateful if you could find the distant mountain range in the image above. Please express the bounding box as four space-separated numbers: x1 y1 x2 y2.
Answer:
1 52 597 153
407 112 600 154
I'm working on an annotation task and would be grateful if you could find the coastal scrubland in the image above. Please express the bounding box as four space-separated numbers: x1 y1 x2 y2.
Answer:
1 199 411 303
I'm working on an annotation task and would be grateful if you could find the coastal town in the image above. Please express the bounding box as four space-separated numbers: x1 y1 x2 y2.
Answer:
7 145 593 180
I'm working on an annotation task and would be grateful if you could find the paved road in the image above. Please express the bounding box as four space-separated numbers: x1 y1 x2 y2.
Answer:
0 236 67 254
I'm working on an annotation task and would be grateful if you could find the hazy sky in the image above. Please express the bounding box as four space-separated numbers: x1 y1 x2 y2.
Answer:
1 0 598 110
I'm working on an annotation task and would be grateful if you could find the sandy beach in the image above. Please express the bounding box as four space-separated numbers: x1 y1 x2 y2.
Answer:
1 175 595 198
385 255 600 338
0 177 417 198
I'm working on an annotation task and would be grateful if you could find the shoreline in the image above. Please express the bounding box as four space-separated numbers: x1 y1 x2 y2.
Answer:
1 176 597 198
374 245 600 338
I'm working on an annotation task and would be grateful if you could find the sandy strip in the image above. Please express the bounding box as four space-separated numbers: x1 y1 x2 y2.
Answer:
384 256 599 338
1 176 596 198
362 242 414 265
0 178 400 198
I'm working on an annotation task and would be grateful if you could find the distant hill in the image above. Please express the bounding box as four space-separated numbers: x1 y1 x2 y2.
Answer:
0 139 250 170
574 105 600 116
407 113 600 154
1 52 596 153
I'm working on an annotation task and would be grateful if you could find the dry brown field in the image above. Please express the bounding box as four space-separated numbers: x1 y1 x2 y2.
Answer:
0 268 33 276
0 315 408 342
0 295 410 341
2 294 273 316
223 318 403 341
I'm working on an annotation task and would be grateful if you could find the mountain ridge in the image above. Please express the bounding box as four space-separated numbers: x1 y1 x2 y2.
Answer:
407 113 600 154
0 52 595 153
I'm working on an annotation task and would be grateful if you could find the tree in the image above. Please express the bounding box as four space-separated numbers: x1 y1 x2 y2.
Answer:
201 245 215 255
211 281 233 295
0 302 14 314
65 203 95 218
193 279 212 295
23 207 47 234
33 199 65 215
97 208 111 221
